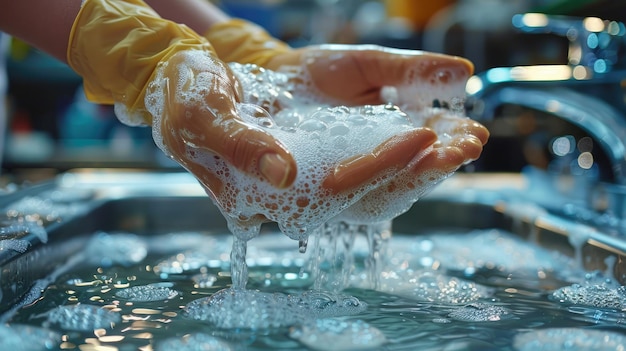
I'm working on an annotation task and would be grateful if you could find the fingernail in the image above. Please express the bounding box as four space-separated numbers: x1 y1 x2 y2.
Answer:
259 153 292 188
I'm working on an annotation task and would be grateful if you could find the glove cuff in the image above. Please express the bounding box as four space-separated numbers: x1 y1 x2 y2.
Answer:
204 19 291 68
67 0 213 125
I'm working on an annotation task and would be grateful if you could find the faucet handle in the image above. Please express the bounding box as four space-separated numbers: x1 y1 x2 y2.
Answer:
511 13 626 72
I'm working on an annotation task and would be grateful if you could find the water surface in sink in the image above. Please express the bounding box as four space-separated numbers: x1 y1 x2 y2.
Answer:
3 224 626 351
2 174 626 350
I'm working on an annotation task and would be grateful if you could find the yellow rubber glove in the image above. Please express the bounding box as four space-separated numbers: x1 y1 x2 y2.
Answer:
66 0 297 193
203 18 291 67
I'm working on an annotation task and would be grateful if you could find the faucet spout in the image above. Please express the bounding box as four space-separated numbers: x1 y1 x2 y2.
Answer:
468 85 626 184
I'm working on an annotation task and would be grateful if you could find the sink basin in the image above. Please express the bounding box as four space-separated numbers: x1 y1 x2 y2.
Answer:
1 170 625 350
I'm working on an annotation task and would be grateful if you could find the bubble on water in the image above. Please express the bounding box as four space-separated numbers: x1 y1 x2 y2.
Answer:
46 304 121 331
448 303 515 322
115 284 179 302
184 288 366 330
394 229 578 278
84 232 147 267
5 192 89 225
513 328 626 351
551 283 626 309
156 333 233 351
0 324 61 350
192 273 218 288
1 219 48 244
375 269 490 304
289 318 386 351
0 239 30 253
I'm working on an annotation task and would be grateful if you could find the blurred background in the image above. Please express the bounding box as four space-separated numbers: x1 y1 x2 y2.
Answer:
1 0 625 186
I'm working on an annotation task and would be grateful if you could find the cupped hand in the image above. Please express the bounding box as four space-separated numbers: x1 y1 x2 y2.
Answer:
337 109 489 223
266 44 488 196
145 50 297 204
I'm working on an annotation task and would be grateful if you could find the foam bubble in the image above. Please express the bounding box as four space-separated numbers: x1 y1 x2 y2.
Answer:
115 284 179 302
184 288 366 330
513 328 626 351
84 231 147 267
289 318 387 351
447 303 515 322
156 333 232 351
45 304 121 331
0 220 48 244
395 229 578 277
551 283 626 309
0 324 61 351
375 268 491 304
0 239 30 253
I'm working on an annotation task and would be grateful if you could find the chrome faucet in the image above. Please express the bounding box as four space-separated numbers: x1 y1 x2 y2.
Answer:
466 13 626 185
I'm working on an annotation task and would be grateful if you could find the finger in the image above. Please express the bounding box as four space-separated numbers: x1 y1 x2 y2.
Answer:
467 120 490 146
322 128 438 193
364 47 474 88
411 145 466 178
217 119 298 189
304 46 474 106
449 135 486 161
425 115 490 147
163 52 298 189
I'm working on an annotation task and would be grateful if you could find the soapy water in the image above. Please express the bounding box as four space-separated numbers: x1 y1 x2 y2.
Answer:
3 228 625 351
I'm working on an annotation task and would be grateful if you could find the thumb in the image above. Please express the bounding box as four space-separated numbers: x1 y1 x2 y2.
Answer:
217 119 297 189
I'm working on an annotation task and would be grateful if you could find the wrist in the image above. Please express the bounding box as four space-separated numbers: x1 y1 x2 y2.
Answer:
204 18 291 67
67 0 212 126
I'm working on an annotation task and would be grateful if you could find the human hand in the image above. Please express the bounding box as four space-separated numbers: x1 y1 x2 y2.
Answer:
337 109 489 223
204 21 482 197
263 45 488 193
67 0 297 197
208 60 485 240
262 45 489 222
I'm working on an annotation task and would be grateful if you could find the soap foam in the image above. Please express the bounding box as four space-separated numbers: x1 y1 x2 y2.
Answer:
372 268 491 304
184 288 366 330
157 333 232 351
0 324 61 350
289 318 387 351
447 302 514 322
84 231 148 267
551 283 626 310
146 50 472 243
513 328 626 351
114 283 179 302
45 304 121 331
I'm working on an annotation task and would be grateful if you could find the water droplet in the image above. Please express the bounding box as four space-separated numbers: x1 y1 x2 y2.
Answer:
299 238 308 253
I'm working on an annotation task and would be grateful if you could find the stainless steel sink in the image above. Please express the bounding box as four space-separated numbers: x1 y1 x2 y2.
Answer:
1 170 625 316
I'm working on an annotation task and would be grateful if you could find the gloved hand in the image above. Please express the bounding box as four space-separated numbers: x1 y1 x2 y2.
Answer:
66 0 434 236
66 0 298 197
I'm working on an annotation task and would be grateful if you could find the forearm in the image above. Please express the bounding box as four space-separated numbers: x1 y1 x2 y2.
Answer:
0 0 82 63
145 0 229 35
